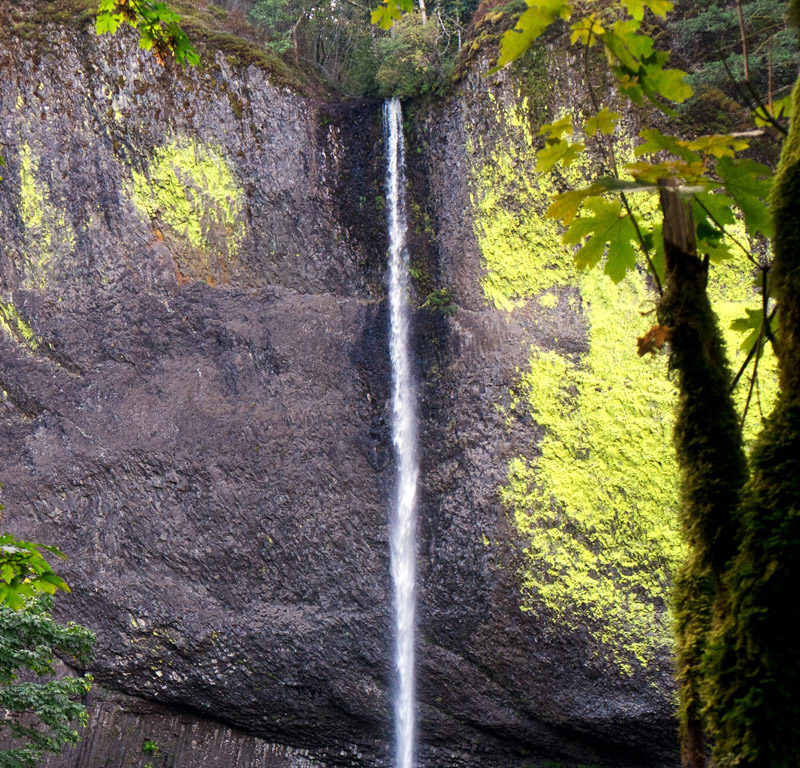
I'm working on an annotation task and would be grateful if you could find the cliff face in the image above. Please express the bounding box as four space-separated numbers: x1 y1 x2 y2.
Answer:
0 10 682 768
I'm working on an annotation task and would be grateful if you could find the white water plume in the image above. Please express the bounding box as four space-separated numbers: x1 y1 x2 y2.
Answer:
384 96 419 768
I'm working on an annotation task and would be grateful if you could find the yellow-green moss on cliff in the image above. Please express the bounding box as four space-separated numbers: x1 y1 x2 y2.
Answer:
131 138 245 284
0 300 38 350
503 270 683 672
18 141 75 289
470 90 778 673
471 95 575 311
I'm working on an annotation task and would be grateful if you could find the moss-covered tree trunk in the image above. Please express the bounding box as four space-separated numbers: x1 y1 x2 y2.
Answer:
702 65 800 768
657 186 750 768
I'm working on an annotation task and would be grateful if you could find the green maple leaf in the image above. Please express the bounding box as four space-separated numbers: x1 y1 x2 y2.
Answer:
540 115 573 141
754 95 792 126
692 191 736 227
643 63 692 103
643 222 666 284
731 308 768 351
536 138 584 174
691 192 736 262
497 0 572 67
695 219 732 262
584 108 621 136
96 11 122 35
548 186 597 223
717 157 773 239
371 0 402 28
624 0 672 20
635 128 698 162
682 133 748 159
562 198 639 281
606 21 654 68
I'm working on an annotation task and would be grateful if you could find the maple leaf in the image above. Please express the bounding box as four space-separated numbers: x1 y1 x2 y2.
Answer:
540 115 573 141
536 138 585 173
548 185 600 224
636 325 671 356
371 0 407 29
681 134 749 159
717 157 774 239
754 95 792 127
585 108 621 137
625 159 707 184
645 65 692 103
624 0 672 20
570 15 604 46
562 198 639 281
96 11 122 34
497 0 572 67
731 308 775 351
635 128 699 162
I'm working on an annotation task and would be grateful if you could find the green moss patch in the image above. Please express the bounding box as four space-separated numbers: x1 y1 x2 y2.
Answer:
471 95 575 310
471 91 778 673
17 141 75 289
503 269 683 672
0 300 38 350
130 137 245 284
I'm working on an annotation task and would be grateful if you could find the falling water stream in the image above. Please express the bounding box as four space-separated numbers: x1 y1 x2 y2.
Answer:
384 96 419 768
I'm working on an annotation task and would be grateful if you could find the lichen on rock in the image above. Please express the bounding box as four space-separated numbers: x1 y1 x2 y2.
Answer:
18 140 75 289
470 84 778 675
130 137 245 284
503 269 683 673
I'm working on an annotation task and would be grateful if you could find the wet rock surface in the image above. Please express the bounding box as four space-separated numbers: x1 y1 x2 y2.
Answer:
1 11 678 768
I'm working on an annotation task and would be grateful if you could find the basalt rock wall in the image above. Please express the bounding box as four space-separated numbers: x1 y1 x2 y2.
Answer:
0 9 680 768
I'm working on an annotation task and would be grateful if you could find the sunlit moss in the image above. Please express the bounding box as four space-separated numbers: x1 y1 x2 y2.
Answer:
130 137 245 283
18 142 74 289
503 270 683 672
469 91 776 673
0 300 38 350
470 98 575 310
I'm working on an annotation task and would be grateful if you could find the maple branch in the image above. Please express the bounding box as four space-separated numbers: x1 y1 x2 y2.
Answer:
740 315 762 428
721 56 788 136
581 41 663 294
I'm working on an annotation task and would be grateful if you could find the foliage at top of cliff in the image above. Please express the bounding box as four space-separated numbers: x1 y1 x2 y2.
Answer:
1 0 331 99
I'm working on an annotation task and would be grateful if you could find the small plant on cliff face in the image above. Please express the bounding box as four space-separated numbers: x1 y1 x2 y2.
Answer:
421 287 458 314
0 597 94 768
142 738 159 755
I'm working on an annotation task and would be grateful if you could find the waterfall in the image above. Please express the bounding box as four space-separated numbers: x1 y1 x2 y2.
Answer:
384 96 419 768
